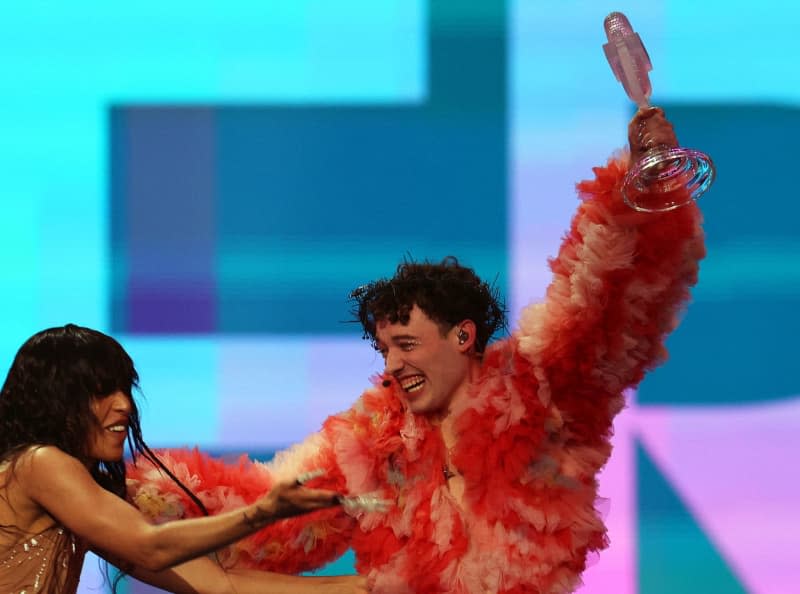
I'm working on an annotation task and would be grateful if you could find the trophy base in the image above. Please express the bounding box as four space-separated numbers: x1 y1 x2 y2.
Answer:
622 147 716 213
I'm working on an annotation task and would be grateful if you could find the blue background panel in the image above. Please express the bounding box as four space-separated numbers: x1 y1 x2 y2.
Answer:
0 1 798 593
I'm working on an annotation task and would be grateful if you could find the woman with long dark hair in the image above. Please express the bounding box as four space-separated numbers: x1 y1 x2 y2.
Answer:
0 324 368 593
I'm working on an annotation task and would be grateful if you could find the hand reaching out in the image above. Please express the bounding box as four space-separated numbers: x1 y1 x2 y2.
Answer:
253 479 341 523
320 575 371 594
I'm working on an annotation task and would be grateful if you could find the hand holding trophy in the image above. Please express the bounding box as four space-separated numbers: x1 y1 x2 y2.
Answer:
603 12 715 212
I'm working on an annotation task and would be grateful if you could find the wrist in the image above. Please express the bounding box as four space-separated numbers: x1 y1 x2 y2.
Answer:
242 501 272 530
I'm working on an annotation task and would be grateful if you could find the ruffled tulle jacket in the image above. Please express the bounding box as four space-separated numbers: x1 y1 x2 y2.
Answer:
127 156 704 593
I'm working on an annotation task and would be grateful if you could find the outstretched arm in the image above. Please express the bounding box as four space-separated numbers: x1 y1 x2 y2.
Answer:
127 429 358 575
15 446 339 573
516 107 704 443
121 555 368 594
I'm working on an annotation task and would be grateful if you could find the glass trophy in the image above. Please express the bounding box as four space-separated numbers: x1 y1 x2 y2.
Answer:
603 12 716 212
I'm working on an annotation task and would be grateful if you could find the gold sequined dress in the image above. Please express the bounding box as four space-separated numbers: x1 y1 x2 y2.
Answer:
0 525 85 594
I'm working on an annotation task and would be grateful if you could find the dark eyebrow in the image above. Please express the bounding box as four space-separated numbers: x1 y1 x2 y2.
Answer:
390 334 418 342
374 333 418 351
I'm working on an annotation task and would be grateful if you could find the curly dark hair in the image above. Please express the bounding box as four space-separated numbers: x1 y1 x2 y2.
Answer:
350 256 506 353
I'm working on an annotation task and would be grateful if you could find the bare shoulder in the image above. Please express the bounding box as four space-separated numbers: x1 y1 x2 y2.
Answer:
14 445 87 484
17 444 77 465
0 447 79 536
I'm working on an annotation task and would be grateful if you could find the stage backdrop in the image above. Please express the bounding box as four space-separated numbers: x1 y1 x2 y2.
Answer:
0 2 797 593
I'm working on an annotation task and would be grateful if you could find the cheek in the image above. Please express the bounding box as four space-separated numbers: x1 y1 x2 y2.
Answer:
441 351 467 379
90 400 105 420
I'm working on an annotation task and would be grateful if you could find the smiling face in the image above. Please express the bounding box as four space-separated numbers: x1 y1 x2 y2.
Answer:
86 390 131 463
375 305 473 415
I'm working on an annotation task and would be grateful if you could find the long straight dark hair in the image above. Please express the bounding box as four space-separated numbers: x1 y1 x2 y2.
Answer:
0 324 208 587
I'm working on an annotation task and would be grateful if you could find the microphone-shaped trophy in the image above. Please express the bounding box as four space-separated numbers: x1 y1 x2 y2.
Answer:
603 12 715 212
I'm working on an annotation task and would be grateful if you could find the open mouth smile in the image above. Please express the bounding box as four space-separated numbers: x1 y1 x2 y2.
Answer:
400 375 426 393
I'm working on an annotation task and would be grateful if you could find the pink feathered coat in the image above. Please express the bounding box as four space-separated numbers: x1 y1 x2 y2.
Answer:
127 156 704 593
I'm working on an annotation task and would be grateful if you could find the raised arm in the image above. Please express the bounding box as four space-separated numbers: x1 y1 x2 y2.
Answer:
15 446 339 573
516 108 704 439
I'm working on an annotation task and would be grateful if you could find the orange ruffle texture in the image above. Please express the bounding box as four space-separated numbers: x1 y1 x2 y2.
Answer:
127 155 704 593
126 447 354 574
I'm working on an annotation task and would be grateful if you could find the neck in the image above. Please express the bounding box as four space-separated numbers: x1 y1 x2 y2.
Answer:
434 356 481 444
427 380 472 425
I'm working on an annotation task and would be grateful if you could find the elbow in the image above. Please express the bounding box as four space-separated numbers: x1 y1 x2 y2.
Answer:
137 552 174 573
131 530 182 573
